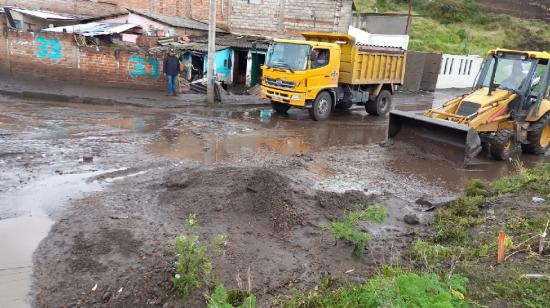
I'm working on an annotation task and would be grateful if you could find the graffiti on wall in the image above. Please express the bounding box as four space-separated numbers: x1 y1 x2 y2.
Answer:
128 55 160 79
35 36 62 65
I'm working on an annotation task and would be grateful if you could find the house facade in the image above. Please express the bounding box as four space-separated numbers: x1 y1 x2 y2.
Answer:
83 0 354 37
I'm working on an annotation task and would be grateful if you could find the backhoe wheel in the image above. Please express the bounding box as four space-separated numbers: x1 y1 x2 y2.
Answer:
271 102 291 114
309 92 332 121
365 90 392 116
521 112 550 154
490 129 516 160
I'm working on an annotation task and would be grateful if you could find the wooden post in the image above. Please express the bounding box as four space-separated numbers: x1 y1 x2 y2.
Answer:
498 231 506 264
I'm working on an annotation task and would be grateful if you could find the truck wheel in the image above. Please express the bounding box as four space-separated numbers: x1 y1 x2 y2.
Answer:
309 92 332 121
271 102 291 114
521 112 550 154
365 90 392 116
490 129 516 160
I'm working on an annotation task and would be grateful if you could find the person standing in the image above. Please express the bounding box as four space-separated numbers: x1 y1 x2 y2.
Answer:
163 48 181 96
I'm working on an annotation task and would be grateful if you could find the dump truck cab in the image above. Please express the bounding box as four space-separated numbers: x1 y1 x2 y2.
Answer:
261 32 406 121
261 38 341 109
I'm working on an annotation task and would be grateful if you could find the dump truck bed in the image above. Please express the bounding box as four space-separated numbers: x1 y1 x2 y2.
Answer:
302 32 406 86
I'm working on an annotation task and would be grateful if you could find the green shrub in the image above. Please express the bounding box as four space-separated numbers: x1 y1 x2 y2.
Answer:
208 284 256 308
364 204 387 223
325 204 387 257
326 210 372 258
173 214 227 300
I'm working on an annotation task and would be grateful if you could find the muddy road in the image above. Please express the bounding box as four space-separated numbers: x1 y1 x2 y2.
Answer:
0 91 548 307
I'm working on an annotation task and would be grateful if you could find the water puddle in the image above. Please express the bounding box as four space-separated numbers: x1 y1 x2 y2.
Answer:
96 116 162 134
0 210 51 308
147 109 387 163
0 169 121 307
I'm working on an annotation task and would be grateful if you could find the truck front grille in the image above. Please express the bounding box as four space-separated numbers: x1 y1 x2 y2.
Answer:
265 77 295 89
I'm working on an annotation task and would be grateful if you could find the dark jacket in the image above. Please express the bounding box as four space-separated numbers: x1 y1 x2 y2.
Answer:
163 55 180 76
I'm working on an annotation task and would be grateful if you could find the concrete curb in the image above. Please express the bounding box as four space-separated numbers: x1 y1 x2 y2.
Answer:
0 89 269 109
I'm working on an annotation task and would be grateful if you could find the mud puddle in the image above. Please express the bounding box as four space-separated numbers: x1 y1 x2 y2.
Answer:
385 144 550 191
0 168 125 307
147 108 387 163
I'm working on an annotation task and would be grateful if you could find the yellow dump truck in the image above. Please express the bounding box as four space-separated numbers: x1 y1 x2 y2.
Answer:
261 32 406 120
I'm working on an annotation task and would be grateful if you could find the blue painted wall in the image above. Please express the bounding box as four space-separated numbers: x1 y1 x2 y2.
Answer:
203 48 233 82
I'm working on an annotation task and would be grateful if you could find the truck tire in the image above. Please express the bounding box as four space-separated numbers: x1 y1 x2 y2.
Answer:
365 90 392 116
521 112 550 154
309 92 332 121
271 102 291 114
490 129 516 160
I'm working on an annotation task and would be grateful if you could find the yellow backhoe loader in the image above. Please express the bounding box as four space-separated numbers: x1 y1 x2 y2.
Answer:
388 49 550 165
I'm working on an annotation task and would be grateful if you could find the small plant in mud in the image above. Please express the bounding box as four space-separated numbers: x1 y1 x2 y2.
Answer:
208 284 256 308
325 204 387 257
173 214 227 300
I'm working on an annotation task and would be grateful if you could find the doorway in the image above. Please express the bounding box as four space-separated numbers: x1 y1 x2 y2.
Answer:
250 52 266 87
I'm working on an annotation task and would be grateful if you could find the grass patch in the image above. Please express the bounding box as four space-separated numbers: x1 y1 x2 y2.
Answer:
208 284 256 308
325 204 387 257
355 0 550 54
284 267 471 308
409 164 550 307
492 164 550 196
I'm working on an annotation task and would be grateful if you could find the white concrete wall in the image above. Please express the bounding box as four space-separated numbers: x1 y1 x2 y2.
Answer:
436 54 484 89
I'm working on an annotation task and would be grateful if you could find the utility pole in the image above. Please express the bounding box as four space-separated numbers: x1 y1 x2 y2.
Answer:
206 0 217 103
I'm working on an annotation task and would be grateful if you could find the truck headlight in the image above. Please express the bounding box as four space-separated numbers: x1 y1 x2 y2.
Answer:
291 94 301 100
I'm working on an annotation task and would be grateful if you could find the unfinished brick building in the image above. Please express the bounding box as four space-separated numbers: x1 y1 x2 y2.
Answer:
114 0 355 37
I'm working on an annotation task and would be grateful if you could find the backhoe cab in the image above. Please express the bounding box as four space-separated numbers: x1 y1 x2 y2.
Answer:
389 49 550 164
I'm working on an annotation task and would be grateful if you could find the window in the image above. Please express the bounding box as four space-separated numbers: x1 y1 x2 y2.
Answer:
530 62 547 97
265 42 310 71
311 49 330 69
13 20 22 30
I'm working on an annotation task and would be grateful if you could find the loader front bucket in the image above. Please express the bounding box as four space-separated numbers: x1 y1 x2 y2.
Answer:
388 110 482 165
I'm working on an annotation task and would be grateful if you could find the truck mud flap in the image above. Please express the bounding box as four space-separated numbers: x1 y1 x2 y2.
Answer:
388 110 482 166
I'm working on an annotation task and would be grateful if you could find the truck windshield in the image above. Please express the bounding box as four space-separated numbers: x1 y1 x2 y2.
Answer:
265 42 310 72
481 56 536 93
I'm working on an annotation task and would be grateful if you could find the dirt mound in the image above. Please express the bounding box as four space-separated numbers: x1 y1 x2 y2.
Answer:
32 166 429 307
165 167 305 232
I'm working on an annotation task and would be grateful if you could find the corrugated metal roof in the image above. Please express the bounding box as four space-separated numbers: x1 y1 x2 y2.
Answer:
128 9 226 33
159 42 229 53
349 25 409 50
192 34 269 50
42 23 141 36
11 8 79 20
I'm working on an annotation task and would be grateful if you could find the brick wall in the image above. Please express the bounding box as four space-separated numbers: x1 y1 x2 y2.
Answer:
0 21 165 90
0 19 9 71
228 0 353 37
190 0 229 30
